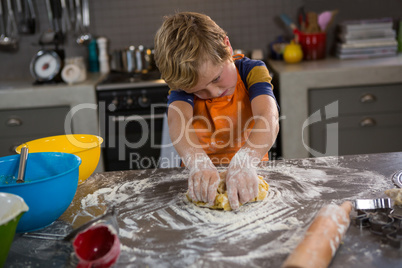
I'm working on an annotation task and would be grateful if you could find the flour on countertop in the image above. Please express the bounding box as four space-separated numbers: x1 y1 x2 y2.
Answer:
72 157 391 267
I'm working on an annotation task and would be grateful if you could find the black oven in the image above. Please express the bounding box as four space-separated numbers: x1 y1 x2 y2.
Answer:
96 72 170 171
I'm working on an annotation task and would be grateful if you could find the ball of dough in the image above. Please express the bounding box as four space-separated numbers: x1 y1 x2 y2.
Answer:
186 171 269 211
385 188 402 206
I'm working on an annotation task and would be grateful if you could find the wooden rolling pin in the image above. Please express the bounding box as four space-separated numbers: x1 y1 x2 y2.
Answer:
282 201 352 268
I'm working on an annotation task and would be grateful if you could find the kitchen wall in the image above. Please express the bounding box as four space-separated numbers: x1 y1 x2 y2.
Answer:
0 0 401 80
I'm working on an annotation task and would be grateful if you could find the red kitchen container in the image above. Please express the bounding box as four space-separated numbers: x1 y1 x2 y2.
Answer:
298 32 326 60
73 224 120 268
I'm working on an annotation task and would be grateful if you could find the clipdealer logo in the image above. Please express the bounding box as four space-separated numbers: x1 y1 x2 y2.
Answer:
63 101 279 169
64 102 178 167
302 101 339 164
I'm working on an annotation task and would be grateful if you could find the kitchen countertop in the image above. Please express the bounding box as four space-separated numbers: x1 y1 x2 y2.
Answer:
0 74 105 172
267 54 402 159
5 152 402 267
0 74 103 134
268 54 402 74
0 74 102 131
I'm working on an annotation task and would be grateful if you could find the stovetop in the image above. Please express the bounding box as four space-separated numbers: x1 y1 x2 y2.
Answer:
96 70 167 91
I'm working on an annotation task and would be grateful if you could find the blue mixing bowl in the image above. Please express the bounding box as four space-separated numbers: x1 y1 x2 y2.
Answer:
0 152 81 232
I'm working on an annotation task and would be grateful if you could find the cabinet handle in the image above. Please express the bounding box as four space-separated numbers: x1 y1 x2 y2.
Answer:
9 145 19 153
6 117 23 127
360 93 376 103
360 117 376 127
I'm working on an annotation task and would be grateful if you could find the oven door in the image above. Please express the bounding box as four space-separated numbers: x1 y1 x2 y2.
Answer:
103 108 165 171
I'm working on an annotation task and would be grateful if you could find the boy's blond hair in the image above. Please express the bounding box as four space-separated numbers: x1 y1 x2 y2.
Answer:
154 12 231 90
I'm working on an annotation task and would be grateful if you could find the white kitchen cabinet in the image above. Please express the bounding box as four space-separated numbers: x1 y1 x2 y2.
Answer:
268 54 402 159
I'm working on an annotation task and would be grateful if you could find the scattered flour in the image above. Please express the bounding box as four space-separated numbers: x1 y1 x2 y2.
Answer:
72 158 391 267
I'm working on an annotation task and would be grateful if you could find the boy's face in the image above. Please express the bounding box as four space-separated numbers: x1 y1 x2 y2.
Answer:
183 58 238 99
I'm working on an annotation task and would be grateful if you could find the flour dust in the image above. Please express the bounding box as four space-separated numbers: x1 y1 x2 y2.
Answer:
72 157 391 267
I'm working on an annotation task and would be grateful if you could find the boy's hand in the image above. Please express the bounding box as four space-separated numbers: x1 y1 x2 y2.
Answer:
226 150 260 210
188 161 220 206
226 166 259 210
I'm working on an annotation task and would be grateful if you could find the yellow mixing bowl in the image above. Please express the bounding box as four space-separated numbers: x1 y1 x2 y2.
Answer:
16 134 103 184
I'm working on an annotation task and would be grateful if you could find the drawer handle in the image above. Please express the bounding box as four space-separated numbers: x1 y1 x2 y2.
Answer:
360 117 376 127
360 93 376 103
6 117 23 127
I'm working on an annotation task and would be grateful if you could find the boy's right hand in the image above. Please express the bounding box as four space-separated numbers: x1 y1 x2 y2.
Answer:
188 163 220 206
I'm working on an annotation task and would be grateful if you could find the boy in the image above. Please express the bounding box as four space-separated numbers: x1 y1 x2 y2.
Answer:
154 12 279 210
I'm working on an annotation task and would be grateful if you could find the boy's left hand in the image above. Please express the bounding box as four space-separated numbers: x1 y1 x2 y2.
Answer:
226 166 259 210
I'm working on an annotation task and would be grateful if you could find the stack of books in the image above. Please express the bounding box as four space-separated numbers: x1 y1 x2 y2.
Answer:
336 18 398 59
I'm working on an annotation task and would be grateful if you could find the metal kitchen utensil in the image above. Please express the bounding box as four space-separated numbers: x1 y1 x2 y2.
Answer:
75 0 91 45
5 0 18 39
74 0 82 33
23 207 118 241
141 46 154 73
368 212 394 235
68 0 76 27
350 211 370 228
0 0 19 50
351 200 402 249
26 0 36 34
16 146 28 183
49 0 64 43
39 0 56 45
0 0 6 41
39 0 64 45
121 46 137 73
354 198 393 211
15 0 25 33
81 0 89 29
15 0 34 34
118 45 155 73
60 0 71 34
386 228 402 249
392 170 402 188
